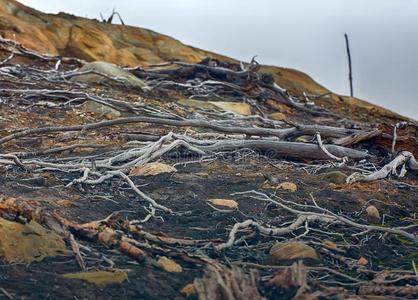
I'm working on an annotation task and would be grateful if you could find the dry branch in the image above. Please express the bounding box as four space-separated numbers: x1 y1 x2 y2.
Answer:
0 115 362 147
333 129 382 146
228 191 417 242
0 35 85 65
344 33 354 97
347 151 418 183
215 215 333 251
358 285 418 297
201 140 371 160
315 132 348 163
268 83 339 117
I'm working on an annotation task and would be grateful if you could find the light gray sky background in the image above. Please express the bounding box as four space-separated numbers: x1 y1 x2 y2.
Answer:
20 0 418 119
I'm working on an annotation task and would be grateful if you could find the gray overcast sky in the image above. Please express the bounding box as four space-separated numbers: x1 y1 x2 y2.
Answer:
20 0 418 119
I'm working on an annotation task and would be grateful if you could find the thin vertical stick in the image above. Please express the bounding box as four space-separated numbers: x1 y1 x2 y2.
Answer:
344 33 353 97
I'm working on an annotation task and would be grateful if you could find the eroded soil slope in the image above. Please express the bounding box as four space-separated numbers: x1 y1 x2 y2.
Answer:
0 36 417 300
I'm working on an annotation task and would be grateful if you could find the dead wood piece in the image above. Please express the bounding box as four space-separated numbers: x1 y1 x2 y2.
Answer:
125 224 221 246
119 240 145 260
294 124 362 138
133 59 339 117
374 123 417 157
102 9 125 25
0 35 85 66
74 169 173 213
333 129 382 146
194 265 265 300
268 83 339 117
391 121 413 153
56 213 214 265
344 33 354 97
0 88 140 115
202 140 371 161
347 151 418 183
13 143 108 159
0 288 13 300
171 61 250 80
0 116 362 146
233 190 417 242
120 133 160 142
55 215 147 261
358 285 418 297
69 233 86 270
215 215 332 251
0 154 26 169
315 132 348 163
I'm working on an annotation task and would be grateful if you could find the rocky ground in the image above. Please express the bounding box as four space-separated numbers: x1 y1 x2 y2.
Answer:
0 35 417 300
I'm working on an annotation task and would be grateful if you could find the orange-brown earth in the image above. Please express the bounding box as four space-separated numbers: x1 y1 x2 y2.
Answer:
0 0 412 123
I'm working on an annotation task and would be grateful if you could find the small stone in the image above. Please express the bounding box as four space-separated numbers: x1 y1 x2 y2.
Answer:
357 256 368 266
277 182 297 192
208 101 252 116
269 112 286 121
328 183 338 190
129 162 177 176
195 172 209 178
158 256 183 273
323 240 339 251
180 283 196 297
295 135 312 143
270 241 318 261
366 205 380 219
71 61 149 91
320 171 348 184
104 113 116 120
83 101 121 119
178 99 252 116
207 199 238 209
62 271 128 287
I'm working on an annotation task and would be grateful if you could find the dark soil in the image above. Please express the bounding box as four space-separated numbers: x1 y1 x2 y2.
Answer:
0 56 416 300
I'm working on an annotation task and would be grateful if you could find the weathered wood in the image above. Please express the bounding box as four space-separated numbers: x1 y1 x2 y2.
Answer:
333 129 382 146
347 151 418 183
0 116 362 146
344 33 354 97
201 140 371 160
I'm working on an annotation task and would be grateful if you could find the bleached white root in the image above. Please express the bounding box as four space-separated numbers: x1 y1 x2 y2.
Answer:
215 214 334 251
25 132 205 173
22 133 201 214
117 171 173 213
347 151 418 183
315 132 348 165
215 190 417 251
391 122 409 153
66 167 90 187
